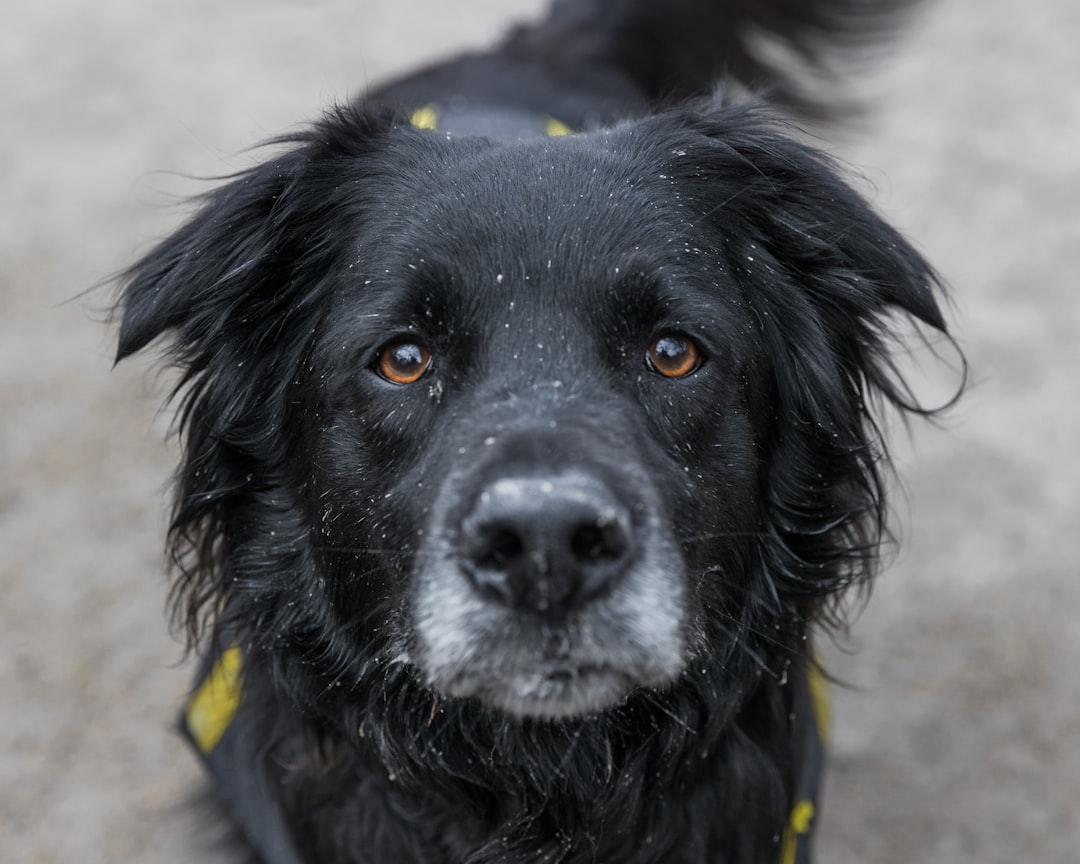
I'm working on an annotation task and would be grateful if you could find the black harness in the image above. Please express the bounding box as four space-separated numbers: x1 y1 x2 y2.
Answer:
407 101 574 140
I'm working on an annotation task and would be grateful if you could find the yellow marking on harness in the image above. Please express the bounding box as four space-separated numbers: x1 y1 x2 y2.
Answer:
543 116 573 137
408 105 573 137
409 105 439 130
780 799 816 864
807 659 831 745
185 643 244 754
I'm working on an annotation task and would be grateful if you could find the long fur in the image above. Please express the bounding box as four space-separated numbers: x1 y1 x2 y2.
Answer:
115 1 959 862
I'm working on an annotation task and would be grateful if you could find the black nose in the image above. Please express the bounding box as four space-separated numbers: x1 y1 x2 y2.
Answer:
459 472 635 614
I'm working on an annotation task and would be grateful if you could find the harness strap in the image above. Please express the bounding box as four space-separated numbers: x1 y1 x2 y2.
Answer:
181 643 304 864
408 102 573 139
780 659 830 864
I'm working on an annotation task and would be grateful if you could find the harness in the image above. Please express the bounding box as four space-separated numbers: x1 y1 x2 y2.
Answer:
406 102 574 140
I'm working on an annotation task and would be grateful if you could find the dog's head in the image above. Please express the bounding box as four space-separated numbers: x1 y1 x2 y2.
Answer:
118 104 954 725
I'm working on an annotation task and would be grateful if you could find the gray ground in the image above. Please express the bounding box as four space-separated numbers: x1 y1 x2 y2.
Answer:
2 0 1077 861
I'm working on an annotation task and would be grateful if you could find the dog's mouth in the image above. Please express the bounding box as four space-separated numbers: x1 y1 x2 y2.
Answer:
436 658 641 719
411 541 688 720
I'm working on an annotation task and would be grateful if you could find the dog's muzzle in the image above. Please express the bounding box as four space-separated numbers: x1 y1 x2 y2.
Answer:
410 426 688 719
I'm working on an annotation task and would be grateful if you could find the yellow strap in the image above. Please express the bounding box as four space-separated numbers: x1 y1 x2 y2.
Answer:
185 643 244 754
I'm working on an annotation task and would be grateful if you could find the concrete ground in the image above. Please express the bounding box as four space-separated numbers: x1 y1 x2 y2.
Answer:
2 0 1077 861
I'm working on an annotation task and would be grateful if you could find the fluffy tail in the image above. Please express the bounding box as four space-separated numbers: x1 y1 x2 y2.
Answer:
502 0 924 115
368 0 924 124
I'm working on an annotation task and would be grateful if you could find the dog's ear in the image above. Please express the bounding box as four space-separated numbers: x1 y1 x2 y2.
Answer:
710 114 952 409
114 105 397 644
116 105 398 364
116 149 304 362
672 107 961 612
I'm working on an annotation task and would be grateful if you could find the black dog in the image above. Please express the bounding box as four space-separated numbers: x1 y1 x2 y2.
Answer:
115 1 958 861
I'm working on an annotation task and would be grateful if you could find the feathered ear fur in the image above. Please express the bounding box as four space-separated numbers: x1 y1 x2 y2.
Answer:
116 105 400 362
666 107 961 617
114 105 398 644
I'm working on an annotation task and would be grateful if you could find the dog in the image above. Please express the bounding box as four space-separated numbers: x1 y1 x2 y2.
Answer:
114 1 959 861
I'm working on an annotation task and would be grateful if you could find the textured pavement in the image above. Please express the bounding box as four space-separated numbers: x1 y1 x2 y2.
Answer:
2 1 1078 861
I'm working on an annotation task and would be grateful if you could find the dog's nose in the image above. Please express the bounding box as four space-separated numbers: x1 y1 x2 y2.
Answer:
460 472 634 614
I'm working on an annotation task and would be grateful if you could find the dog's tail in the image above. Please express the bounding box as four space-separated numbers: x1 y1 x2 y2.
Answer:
500 0 924 117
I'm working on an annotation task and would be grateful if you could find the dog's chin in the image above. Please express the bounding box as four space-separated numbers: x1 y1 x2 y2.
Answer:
413 610 689 720
434 663 649 720
412 582 688 720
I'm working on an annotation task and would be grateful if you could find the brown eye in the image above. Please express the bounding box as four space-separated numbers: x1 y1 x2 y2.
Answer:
647 333 702 379
376 340 431 384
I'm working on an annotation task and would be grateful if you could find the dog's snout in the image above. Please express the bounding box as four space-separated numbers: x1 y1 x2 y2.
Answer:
460 473 634 614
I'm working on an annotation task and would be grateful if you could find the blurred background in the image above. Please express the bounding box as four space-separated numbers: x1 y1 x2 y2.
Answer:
2 0 1077 861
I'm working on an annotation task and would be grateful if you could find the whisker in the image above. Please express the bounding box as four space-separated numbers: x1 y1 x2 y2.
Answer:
637 690 696 733
677 529 772 544
309 545 412 559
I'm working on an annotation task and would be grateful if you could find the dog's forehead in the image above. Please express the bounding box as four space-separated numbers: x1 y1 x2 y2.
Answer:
402 134 684 264
327 127 762 382
357 130 709 316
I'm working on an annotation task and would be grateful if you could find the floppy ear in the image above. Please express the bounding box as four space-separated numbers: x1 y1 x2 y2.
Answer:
707 111 950 408
117 105 399 364
117 151 303 362
114 105 396 643
674 107 961 612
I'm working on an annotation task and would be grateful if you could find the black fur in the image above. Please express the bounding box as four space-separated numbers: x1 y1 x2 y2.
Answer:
115 1 959 862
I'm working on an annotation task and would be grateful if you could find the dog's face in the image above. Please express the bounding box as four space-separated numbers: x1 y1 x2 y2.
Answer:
118 106 948 727
303 134 771 717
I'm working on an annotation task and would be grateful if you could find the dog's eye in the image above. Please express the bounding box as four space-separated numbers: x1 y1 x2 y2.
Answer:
376 340 432 385
646 333 702 379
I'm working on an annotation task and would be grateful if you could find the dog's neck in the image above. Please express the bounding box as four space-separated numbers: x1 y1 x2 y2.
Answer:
189 636 824 863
